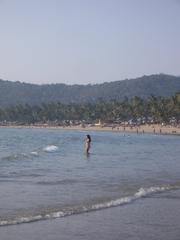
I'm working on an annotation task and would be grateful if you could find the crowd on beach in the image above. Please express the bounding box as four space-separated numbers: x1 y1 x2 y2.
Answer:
0 121 179 135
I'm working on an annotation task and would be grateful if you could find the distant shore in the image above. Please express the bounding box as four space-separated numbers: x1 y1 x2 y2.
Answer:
0 124 180 136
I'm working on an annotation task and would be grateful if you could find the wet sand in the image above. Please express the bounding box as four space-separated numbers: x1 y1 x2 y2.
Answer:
1 189 180 240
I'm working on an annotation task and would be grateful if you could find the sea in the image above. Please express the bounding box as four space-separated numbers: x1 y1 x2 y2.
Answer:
0 127 180 239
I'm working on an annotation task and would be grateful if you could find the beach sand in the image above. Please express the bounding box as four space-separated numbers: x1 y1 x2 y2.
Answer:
60 124 180 135
1 189 180 240
0 124 180 136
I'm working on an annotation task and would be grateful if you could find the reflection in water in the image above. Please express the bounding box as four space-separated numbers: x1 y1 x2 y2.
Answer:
85 152 90 160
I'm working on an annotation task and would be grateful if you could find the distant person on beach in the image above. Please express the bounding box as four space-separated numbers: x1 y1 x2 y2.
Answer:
85 134 91 154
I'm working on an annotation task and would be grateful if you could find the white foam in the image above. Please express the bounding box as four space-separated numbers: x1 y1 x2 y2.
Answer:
43 145 58 152
0 215 43 226
0 185 175 227
90 186 172 211
30 151 38 156
134 186 169 198
91 196 132 210
48 211 66 218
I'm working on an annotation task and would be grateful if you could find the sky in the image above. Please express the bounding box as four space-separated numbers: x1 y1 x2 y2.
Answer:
0 0 180 85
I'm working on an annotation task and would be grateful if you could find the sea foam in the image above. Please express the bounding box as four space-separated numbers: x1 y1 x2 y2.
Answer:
43 145 58 152
0 185 176 227
30 151 38 156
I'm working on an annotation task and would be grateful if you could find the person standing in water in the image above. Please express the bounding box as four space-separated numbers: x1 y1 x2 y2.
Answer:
85 134 91 154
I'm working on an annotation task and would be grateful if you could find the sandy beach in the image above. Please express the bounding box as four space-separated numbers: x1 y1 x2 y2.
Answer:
1 124 180 136
59 124 180 135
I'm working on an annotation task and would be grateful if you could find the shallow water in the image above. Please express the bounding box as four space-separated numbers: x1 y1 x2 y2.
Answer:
0 128 179 226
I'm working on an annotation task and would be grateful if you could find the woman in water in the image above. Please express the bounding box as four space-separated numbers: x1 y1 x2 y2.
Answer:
85 134 91 154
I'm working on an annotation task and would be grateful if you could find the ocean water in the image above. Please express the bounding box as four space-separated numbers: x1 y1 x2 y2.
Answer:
0 127 180 226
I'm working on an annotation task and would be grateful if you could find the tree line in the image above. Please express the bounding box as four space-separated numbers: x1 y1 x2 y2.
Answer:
0 93 179 125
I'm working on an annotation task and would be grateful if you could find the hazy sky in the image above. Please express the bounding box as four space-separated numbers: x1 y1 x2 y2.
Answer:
0 0 180 84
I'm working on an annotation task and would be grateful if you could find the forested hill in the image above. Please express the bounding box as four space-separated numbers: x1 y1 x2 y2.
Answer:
0 74 180 107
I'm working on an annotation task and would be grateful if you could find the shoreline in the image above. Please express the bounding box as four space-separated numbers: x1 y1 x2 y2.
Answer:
1 189 180 240
0 124 180 136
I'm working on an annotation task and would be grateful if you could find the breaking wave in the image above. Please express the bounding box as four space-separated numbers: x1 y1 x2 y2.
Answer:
0 145 59 162
43 145 58 152
30 151 39 156
1 153 30 161
0 185 177 227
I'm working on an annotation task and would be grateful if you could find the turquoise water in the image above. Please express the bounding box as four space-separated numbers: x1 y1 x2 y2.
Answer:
0 128 179 226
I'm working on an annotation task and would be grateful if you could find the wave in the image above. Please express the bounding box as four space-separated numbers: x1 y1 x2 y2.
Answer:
0 145 59 162
0 151 39 162
36 179 78 185
1 153 30 161
0 185 177 227
43 145 58 152
30 151 39 156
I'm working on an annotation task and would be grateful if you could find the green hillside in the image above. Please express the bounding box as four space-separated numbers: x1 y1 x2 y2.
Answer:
0 74 180 107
